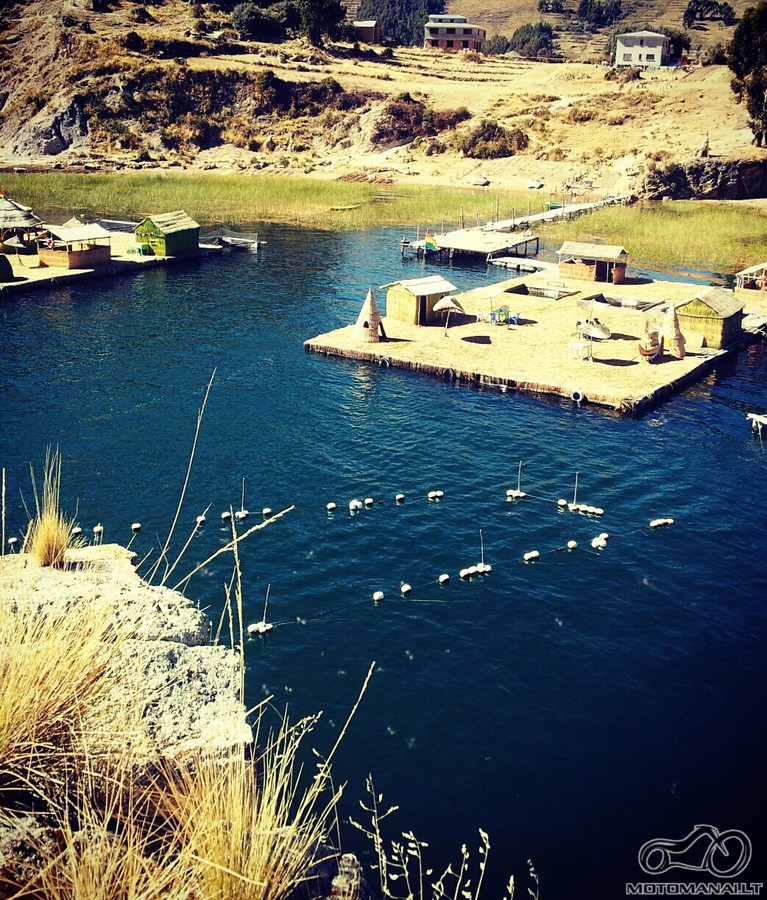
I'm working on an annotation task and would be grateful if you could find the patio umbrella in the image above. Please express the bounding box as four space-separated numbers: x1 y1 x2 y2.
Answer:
433 294 465 336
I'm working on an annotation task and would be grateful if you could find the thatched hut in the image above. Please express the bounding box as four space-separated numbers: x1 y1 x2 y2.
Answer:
675 287 743 350
355 288 386 343
557 242 628 285
734 262 767 307
134 211 199 257
0 193 41 249
381 275 457 326
37 223 112 269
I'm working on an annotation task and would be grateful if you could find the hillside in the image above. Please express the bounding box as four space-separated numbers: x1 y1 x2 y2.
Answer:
0 0 765 200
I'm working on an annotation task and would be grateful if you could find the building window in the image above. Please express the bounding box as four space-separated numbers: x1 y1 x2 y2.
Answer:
462 40 468 47
623 53 631 60
639 38 644 45
646 53 655 60
446 39 454 46
447 27 455 33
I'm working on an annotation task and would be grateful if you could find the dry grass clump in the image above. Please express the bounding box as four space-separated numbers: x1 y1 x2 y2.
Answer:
22 447 83 569
0 600 124 808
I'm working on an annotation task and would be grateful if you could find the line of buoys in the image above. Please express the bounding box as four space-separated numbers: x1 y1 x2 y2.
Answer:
649 517 675 528
427 490 444 501
590 532 609 550
506 488 526 500
523 550 540 562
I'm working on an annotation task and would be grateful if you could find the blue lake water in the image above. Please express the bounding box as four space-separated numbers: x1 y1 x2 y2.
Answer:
1 226 766 897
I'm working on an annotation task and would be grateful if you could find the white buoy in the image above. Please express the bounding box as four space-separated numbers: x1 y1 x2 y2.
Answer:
595 508 604 516
524 550 540 562
131 522 141 533
248 584 274 635
598 532 609 541
650 517 675 528
557 498 568 508
506 488 516 498
364 497 374 506
71 526 83 537
195 514 206 526
401 583 412 595
587 506 598 515
591 537 607 550
428 491 438 500
438 573 450 584
372 590 385 602
221 510 232 522
567 540 577 550
235 509 249 521
262 507 272 517
93 524 104 536
435 490 444 499
459 568 470 579
568 502 577 512
395 493 405 503
8 536 19 549
349 499 362 512
327 502 337 512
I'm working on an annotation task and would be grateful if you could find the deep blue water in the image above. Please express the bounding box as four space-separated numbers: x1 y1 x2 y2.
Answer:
1 227 766 897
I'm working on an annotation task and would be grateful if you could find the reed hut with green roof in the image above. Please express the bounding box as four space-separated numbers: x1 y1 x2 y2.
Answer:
134 211 199 257
675 287 743 350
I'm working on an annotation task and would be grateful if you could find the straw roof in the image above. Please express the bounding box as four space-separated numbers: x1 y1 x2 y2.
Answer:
0 195 41 231
137 211 200 234
380 275 457 295
355 288 385 342
677 286 743 318
558 241 628 262
43 223 112 243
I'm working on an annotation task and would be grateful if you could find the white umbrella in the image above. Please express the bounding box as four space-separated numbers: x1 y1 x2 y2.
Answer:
433 295 466 335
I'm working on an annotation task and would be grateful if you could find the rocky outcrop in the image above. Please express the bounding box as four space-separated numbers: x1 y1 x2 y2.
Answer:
11 97 90 158
0 544 252 755
640 157 767 200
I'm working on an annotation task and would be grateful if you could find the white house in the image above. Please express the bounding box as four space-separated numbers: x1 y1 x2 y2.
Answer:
424 14 486 52
614 30 669 68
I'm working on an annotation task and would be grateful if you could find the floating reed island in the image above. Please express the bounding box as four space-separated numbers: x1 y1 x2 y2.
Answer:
305 270 767 416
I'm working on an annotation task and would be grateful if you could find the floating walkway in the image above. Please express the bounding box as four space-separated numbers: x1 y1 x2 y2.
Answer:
489 194 632 233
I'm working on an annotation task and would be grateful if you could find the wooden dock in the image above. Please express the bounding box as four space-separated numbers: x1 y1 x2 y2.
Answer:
489 194 632 234
305 272 754 416
401 229 540 262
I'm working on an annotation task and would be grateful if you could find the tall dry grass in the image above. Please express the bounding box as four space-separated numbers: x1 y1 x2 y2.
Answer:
0 601 124 808
22 447 82 568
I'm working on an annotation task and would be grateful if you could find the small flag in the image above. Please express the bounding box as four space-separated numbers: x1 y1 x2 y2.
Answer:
424 230 439 252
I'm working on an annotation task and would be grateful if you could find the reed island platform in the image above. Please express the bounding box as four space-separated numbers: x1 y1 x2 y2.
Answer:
305 272 763 415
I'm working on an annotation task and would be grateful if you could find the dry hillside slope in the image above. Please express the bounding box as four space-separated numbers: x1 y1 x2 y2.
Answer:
0 0 765 198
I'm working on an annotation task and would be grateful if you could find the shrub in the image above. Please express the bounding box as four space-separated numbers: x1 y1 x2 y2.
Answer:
460 120 529 158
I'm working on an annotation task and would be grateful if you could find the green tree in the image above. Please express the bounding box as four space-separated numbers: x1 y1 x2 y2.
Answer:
729 0 767 145
509 21 556 57
295 0 346 45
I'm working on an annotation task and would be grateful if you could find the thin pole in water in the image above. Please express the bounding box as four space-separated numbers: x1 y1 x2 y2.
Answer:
480 529 485 566
573 471 580 506
241 477 246 512
517 460 523 493
263 583 271 622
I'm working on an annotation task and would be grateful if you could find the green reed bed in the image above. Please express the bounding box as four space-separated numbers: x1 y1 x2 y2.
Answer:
540 201 767 273
4 172 766 270
0 172 529 233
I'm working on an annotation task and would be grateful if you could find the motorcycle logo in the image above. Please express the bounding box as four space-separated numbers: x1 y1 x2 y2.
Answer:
639 824 752 878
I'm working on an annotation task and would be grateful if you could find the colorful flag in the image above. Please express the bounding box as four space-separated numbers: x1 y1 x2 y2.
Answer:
424 230 439 252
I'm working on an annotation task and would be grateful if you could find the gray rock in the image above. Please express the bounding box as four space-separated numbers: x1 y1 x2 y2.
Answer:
12 97 90 157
